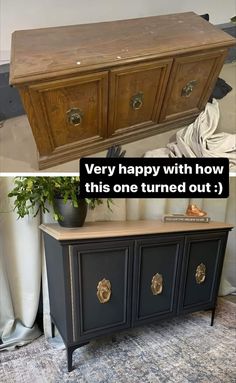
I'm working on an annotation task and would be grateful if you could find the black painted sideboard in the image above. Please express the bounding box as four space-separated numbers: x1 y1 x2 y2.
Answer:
40 220 233 371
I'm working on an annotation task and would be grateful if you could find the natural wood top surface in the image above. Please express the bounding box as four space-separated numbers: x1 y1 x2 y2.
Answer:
10 12 236 85
39 220 234 241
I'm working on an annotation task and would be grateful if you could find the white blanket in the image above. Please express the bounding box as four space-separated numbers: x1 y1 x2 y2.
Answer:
144 100 236 168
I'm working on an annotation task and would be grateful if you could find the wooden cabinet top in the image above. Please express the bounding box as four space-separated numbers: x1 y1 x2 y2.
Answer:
10 12 235 85
40 220 234 241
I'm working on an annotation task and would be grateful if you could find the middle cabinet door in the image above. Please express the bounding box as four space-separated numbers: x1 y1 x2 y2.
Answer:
109 59 172 137
133 236 184 326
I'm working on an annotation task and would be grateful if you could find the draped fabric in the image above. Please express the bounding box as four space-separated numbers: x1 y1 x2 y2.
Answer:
0 178 41 350
144 100 236 170
0 178 235 343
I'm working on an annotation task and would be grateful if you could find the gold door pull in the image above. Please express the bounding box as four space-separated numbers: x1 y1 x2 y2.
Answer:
195 263 206 284
151 273 163 295
97 278 111 303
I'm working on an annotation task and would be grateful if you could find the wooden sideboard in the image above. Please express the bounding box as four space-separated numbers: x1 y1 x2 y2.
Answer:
40 220 233 371
10 12 236 169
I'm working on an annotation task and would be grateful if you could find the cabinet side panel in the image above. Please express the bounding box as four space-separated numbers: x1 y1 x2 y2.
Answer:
43 233 71 344
18 87 53 155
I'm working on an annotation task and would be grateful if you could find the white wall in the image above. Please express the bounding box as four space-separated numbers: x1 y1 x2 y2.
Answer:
0 0 235 64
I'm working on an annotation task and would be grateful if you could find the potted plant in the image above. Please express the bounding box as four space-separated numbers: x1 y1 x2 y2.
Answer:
8 176 112 227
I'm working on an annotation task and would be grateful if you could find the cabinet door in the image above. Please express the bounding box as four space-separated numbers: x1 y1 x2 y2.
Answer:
159 50 226 122
109 59 172 136
27 72 108 156
133 236 184 326
178 232 228 313
68 240 133 342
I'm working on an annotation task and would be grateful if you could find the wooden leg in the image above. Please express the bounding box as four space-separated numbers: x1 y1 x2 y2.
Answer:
210 307 216 326
51 321 55 338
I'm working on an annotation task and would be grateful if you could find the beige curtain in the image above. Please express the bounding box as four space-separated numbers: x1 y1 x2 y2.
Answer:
0 178 41 350
1 177 235 343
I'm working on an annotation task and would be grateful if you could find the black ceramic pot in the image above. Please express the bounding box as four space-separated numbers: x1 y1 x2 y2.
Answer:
54 198 88 227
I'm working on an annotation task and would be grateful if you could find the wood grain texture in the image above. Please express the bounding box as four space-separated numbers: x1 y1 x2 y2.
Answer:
18 87 53 155
160 50 227 122
109 59 172 136
39 220 234 241
27 72 108 155
10 12 235 85
38 114 198 169
10 12 236 168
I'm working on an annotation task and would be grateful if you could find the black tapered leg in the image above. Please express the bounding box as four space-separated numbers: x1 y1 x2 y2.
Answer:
67 347 74 372
51 321 55 338
66 343 89 372
210 307 216 326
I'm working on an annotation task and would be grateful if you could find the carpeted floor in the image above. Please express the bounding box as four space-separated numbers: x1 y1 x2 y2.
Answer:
0 298 235 383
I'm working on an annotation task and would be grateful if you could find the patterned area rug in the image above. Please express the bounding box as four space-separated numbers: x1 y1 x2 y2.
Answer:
0 298 235 383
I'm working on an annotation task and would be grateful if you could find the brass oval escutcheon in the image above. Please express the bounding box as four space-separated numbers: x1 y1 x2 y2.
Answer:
66 108 84 126
97 278 111 303
181 80 198 97
130 92 144 110
195 263 206 284
151 273 163 295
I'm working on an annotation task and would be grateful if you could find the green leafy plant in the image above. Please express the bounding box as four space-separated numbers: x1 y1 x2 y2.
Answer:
8 176 112 221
